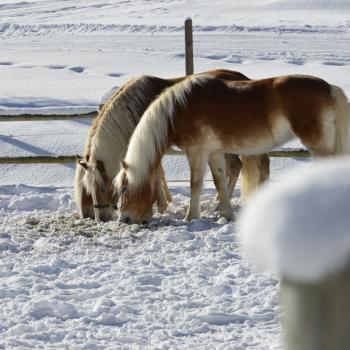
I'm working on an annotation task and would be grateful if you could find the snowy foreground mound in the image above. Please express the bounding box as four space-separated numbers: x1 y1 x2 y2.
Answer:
240 157 350 283
0 191 281 349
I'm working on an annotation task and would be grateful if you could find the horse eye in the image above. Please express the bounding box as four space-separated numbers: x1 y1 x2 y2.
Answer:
121 186 127 194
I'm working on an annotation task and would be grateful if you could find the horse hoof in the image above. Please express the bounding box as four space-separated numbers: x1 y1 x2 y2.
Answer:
185 211 200 221
157 202 168 214
221 211 234 221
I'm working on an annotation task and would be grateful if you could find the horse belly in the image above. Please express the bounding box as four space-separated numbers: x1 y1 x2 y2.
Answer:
224 115 295 156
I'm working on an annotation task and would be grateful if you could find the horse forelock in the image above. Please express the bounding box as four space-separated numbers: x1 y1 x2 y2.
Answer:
123 74 212 193
81 162 106 196
113 168 130 199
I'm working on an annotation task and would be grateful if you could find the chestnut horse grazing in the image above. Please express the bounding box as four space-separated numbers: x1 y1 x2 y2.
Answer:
75 69 269 222
115 74 349 224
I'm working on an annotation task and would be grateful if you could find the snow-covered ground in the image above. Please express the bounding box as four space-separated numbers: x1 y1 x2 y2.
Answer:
0 0 349 348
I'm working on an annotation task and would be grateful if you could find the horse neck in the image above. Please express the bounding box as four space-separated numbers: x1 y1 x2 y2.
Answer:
124 107 171 193
124 74 213 193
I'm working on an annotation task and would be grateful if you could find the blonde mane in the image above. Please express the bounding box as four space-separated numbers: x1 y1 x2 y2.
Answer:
82 75 160 191
123 74 212 192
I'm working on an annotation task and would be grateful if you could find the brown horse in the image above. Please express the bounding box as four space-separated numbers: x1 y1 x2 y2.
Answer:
75 69 269 222
114 74 349 224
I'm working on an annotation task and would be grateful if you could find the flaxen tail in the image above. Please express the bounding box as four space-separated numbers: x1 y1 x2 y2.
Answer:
240 155 270 201
331 85 350 154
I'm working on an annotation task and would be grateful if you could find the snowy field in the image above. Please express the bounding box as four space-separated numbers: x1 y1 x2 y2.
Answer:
0 0 349 349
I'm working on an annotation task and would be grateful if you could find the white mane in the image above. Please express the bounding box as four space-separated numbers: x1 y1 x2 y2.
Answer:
123 74 212 192
82 75 161 191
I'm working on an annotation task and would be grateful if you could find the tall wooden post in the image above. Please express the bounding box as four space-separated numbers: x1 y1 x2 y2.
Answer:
185 18 194 75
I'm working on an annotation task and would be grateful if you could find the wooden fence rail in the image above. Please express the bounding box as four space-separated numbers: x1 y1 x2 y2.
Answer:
0 112 97 122
0 150 311 164
0 18 343 164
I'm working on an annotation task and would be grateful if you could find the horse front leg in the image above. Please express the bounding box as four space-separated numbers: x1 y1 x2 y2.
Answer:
209 152 234 221
185 149 208 221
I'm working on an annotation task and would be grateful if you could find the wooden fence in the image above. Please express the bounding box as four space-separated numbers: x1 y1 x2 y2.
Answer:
0 18 333 165
0 148 310 164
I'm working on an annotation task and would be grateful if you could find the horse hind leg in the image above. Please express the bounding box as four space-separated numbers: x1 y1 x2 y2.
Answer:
209 152 234 221
225 153 242 199
214 154 241 201
258 154 270 184
159 164 173 203
227 160 242 199
303 112 345 158
297 86 349 157
155 166 170 214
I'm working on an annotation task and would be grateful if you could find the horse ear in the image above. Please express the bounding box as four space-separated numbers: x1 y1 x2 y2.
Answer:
121 160 128 170
96 160 106 174
76 154 83 161
77 158 89 170
96 160 108 184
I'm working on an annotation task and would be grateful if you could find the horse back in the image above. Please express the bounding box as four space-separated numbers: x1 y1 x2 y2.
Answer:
170 75 334 149
273 75 332 112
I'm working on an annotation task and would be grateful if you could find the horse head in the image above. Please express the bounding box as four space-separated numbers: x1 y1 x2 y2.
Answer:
113 160 157 224
76 155 116 222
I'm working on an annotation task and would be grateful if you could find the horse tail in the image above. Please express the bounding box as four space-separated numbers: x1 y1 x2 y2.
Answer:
240 155 270 201
331 85 350 154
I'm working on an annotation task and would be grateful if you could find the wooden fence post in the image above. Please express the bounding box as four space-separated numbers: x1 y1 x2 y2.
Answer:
185 18 194 75
282 269 350 350
238 159 350 350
